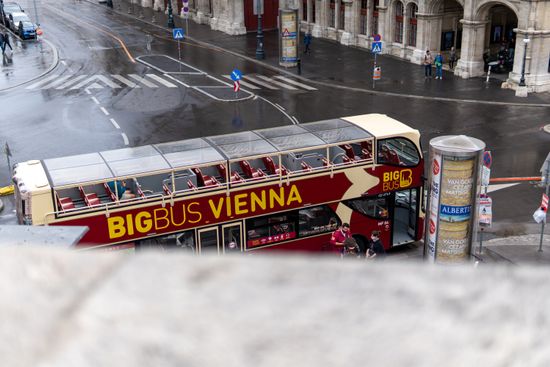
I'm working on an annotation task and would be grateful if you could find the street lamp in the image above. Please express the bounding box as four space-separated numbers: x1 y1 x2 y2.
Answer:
519 38 530 87
167 0 175 29
255 0 265 60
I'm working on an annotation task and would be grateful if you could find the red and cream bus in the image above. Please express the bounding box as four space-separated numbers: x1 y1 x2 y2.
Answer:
12 113 424 254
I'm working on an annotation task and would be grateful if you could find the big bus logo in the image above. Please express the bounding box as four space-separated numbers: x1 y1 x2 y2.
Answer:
382 169 413 191
432 159 440 175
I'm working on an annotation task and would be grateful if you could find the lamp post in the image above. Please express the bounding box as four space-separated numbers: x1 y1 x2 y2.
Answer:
167 0 175 29
519 38 530 87
255 0 265 60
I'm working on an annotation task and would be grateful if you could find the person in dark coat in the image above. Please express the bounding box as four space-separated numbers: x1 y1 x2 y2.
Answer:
303 31 312 54
366 230 386 261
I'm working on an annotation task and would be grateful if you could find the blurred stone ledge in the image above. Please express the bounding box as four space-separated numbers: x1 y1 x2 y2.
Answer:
2 247 550 367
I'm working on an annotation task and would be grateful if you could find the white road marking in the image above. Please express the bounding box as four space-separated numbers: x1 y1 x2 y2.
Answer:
111 74 141 88
128 74 158 88
25 74 60 89
222 75 260 89
70 75 122 90
273 76 318 90
292 116 300 124
85 89 92 95
257 95 296 125
275 103 285 110
121 133 129 145
39 75 74 89
100 107 110 116
110 118 120 129
242 75 279 90
255 75 298 90
146 74 178 88
487 183 520 193
56 75 89 89
60 60 67 66
91 96 100 105
86 82 104 89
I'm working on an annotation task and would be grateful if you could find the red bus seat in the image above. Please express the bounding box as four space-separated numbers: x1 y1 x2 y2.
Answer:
239 160 265 179
300 161 312 171
56 193 75 211
216 164 243 183
163 184 172 196
322 158 330 167
187 180 197 190
103 183 117 202
79 186 100 206
191 168 219 187
361 140 373 154
387 149 401 165
361 148 372 160
340 144 355 160
262 157 288 176
342 155 352 164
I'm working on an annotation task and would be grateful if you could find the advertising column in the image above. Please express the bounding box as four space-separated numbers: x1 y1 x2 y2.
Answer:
279 9 299 67
424 135 485 263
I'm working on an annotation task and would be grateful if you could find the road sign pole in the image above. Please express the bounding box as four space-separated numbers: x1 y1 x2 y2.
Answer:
177 40 181 71
373 53 377 89
539 162 550 252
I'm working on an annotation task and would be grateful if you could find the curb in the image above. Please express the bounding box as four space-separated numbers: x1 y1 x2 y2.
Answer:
0 198 3 213
0 38 60 92
85 1 550 107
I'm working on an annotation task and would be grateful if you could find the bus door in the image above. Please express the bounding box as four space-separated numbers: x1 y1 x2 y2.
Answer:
197 222 244 255
222 222 243 253
391 188 419 246
197 227 220 255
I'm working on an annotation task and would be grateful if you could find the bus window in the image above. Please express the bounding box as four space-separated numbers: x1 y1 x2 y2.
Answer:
377 138 420 167
344 196 389 219
298 205 339 237
246 213 297 248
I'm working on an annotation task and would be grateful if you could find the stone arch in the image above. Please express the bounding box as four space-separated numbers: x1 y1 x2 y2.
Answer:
391 0 405 43
425 0 464 15
474 0 519 21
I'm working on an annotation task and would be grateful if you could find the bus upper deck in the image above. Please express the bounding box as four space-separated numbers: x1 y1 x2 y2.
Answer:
13 114 422 227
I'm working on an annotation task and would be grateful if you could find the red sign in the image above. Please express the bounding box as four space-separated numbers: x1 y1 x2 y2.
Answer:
432 159 440 175
247 231 296 248
542 193 549 211
233 81 240 92
429 219 436 234
483 151 492 168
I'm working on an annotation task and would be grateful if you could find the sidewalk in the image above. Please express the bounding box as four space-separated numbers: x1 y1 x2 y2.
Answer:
477 234 550 265
109 0 550 105
0 30 57 91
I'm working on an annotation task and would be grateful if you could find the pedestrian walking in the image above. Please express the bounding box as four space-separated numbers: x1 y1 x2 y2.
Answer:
303 31 312 54
423 50 433 78
366 230 386 261
330 222 351 255
434 52 443 79
1 31 12 54
448 46 457 70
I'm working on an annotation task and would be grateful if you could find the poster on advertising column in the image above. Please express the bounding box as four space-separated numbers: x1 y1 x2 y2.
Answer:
279 9 298 67
436 156 476 262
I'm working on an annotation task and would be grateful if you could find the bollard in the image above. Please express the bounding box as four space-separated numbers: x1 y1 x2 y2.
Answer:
486 66 491 83
297 59 301 75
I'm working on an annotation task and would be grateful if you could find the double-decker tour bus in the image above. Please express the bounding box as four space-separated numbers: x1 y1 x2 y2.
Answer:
12 113 424 253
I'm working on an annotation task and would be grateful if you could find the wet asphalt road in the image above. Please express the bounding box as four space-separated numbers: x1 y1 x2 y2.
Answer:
0 0 549 227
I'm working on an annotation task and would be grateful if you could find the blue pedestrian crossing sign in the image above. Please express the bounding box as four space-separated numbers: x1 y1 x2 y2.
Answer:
173 28 185 40
372 41 382 54
230 69 242 81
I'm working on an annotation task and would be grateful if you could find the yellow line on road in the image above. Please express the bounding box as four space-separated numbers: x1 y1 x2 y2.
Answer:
44 4 135 63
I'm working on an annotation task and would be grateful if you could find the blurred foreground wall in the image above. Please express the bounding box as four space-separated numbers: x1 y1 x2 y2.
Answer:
2 249 548 367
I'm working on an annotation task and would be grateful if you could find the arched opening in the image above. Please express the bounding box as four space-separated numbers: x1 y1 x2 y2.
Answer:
338 0 345 30
481 4 518 73
407 3 418 47
394 1 404 43
329 0 336 28
371 0 379 36
435 0 464 54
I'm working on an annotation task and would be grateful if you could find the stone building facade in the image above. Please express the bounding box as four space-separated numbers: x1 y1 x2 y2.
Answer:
140 0 550 93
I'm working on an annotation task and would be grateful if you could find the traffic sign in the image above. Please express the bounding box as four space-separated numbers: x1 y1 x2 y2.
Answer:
234 81 240 92
483 150 492 168
373 34 381 42
230 69 242 81
182 0 189 15
371 41 382 54
542 193 549 212
172 28 185 40
479 196 492 226
373 66 381 80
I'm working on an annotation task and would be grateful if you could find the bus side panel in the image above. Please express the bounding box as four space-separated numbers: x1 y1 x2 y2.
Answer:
249 233 333 253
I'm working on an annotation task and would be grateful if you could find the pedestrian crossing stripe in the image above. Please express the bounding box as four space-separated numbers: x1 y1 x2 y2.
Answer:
25 74 178 90
221 74 317 91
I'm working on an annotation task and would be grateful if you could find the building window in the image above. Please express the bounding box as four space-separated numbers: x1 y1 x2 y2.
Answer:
371 0 379 36
339 0 345 30
394 1 404 43
408 3 417 47
329 0 335 28
360 0 368 35
303 0 308 21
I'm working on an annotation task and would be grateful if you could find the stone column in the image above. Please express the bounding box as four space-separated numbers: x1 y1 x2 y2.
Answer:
313 0 327 37
410 13 439 64
340 0 357 45
195 0 211 24
366 0 373 39
454 19 487 78
335 0 341 30
307 0 313 23
152 0 164 11
210 0 246 35
141 0 153 8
